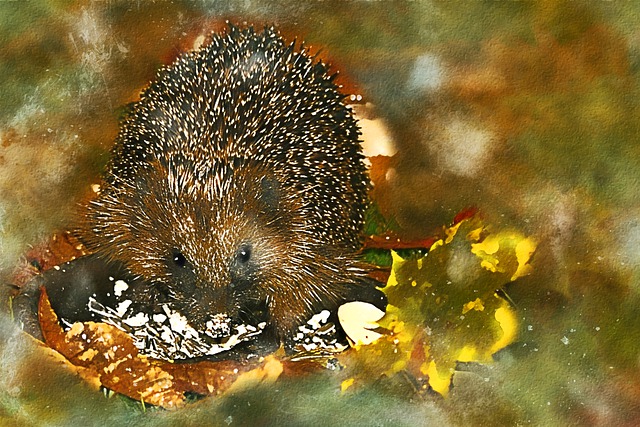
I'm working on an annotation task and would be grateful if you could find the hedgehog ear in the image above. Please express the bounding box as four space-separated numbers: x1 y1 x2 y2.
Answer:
259 176 280 213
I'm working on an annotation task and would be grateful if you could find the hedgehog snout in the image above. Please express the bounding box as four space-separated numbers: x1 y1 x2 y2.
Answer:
194 286 231 318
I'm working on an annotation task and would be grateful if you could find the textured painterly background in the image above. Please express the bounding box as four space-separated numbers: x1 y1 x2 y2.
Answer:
1 1 640 425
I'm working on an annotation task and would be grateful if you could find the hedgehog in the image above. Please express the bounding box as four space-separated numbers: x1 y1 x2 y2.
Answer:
15 25 386 361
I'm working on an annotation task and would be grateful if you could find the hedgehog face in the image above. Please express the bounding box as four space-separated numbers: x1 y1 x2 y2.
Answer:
87 160 297 333
154 197 282 331
156 231 271 333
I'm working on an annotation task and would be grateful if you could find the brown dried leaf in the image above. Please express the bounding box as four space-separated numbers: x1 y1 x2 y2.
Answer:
37 287 293 408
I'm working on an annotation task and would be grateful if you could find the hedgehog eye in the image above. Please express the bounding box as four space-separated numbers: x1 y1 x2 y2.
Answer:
172 250 188 268
237 244 252 265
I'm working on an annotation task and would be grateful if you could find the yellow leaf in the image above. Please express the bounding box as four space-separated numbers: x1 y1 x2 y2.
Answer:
474 235 500 255
429 239 444 251
425 361 452 396
467 227 484 242
462 298 485 314
341 378 355 394
385 251 404 288
490 305 519 354
513 237 537 280
471 231 537 279
344 215 534 397
444 221 464 244
456 346 479 363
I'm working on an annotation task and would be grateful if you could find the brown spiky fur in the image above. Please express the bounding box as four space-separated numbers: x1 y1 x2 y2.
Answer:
79 25 372 352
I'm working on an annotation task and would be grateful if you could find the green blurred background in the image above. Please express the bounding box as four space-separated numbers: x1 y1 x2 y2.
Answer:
1 1 639 425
